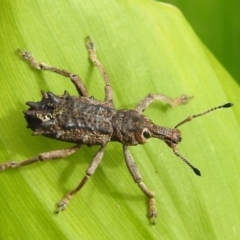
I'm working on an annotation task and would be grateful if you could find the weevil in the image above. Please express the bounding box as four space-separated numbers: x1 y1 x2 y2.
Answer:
0 37 233 224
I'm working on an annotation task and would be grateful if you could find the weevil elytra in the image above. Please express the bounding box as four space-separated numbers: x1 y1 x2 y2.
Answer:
0 37 233 224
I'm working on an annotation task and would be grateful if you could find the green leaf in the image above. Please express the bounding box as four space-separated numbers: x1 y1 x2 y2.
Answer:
0 1 239 239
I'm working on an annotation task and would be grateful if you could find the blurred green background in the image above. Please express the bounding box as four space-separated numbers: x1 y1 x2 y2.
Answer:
158 0 240 85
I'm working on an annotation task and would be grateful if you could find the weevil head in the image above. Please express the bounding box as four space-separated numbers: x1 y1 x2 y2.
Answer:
111 109 202 176
111 110 181 146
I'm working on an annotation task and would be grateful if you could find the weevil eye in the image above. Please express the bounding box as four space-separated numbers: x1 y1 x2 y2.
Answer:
141 128 151 141
143 130 150 139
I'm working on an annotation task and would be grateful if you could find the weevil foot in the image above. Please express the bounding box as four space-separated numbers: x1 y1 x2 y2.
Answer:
86 36 97 65
0 161 17 171
174 94 194 106
18 49 31 61
56 195 72 213
86 36 95 51
148 198 157 225
18 49 41 69
57 201 67 213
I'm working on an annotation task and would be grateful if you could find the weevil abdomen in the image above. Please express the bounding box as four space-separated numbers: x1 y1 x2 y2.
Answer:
24 91 116 145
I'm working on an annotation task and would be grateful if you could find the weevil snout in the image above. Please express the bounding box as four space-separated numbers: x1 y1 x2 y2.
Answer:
151 125 182 145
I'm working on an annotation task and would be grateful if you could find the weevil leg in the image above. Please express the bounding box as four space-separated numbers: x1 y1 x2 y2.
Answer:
57 145 106 213
135 93 193 113
18 49 88 97
86 36 114 107
0 144 82 171
123 145 157 224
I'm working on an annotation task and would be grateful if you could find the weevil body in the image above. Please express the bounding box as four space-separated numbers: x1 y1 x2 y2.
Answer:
25 93 181 147
0 37 233 224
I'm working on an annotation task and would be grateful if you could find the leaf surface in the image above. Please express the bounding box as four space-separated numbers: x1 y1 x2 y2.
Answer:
0 1 239 239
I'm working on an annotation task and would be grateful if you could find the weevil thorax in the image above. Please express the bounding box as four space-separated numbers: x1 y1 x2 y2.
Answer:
111 109 182 146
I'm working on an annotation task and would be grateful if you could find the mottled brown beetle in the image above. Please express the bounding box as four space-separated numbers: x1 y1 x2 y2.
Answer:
0 37 233 224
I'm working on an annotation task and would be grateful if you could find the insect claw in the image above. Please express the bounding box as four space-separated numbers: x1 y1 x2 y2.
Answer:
56 202 65 213
86 36 95 50
17 49 29 58
18 48 41 69
0 161 16 171
150 216 156 225
180 94 194 104
148 198 157 225
57 196 71 213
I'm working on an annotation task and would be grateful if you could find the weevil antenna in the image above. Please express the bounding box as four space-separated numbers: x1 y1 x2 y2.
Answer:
175 103 233 129
172 145 201 176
